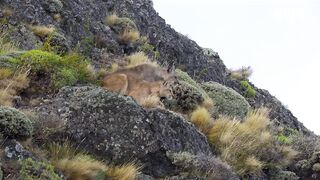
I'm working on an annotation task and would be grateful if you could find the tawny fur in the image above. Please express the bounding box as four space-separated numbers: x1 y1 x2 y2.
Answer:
102 63 174 104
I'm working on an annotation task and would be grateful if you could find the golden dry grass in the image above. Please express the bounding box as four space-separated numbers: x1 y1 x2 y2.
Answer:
280 146 299 166
0 33 17 54
140 95 160 108
208 108 272 176
55 155 107 180
28 25 55 38
47 142 140 180
119 29 140 43
110 63 119 72
105 14 119 26
0 68 30 106
107 163 141 180
190 107 212 134
126 52 156 68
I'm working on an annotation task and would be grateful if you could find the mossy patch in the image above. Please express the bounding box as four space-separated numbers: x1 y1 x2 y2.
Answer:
20 158 62 180
240 80 256 98
9 50 94 90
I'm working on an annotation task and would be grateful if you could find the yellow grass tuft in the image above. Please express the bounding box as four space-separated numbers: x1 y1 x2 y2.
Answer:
119 29 140 43
105 14 119 26
0 68 30 106
110 63 119 72
230 66 253 80
28 25 55 38
0 33 17 54
126 52 156 68
140 95 161 108
208 108 272 176
107 163 140 180
243 156 263 175
281 146 299 166
190 107 212 134
55 155 107 180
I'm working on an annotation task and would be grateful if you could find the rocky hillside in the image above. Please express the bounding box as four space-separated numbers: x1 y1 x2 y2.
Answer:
0 0 319 179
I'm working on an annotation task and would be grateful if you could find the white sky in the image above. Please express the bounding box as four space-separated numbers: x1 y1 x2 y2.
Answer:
153 0 320 135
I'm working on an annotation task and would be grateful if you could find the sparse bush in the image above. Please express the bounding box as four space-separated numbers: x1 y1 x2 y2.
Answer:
140 95 161 108
27 25 55 38
0 106 33 139
19 158 62 180
240 80 256 98
201 81 250 119
230 66 253 80
190 107 212 134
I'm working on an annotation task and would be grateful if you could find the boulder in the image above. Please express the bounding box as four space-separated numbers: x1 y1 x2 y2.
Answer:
37 86 213 177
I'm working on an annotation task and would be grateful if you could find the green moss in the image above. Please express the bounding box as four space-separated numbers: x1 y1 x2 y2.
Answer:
276 134 292 144
9 50 94 89
20 158 62 180
240 80 256 98
201 81 250 119
0 106 33 139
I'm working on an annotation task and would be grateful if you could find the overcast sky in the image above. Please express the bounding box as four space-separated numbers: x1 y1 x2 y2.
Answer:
153 0 320 135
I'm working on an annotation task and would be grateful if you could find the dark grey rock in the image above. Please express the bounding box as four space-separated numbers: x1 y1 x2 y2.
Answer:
3 139 32 160
37 86 212 177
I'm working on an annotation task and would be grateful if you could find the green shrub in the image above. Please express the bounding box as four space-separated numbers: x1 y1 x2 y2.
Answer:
0 106 33 139
201 81 250 119
9 50 94 89
240 80 256 98
20 158 61 180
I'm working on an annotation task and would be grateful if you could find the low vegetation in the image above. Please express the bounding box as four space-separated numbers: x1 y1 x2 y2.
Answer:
126 51 155 68
190 107 212 134
230 66 253 80
105 14 140 43
9 50 95 90
27 25 55 38
0 33 17 55
19 158 61 180
140 95 161 108
240 80 256 98
47 142 140 180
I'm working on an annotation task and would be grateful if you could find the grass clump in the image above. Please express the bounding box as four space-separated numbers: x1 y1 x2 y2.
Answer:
208 108 272 176
0 67 29 106
230 66 253 80
119 29 140 43
27 25 55 38
140 95 161 109
10 50 95 90
126 51 155 68
105 14 140 43
240 80 256 98
47 142 140 180
190 107 212 134
0 33 17 55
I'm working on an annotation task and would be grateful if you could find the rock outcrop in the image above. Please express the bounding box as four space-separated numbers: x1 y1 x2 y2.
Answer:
36 86 214 177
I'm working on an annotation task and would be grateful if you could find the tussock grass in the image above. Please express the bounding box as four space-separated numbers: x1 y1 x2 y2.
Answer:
0 33 17 54
28 25 55 38
47 142 140 180
107 163 141 180
208 108 272 176
230 66 253 80
140 95 160 108
190 107 212 134
105 14 119 26
126 52 156 68
119 29 140 43
0 67 30 106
